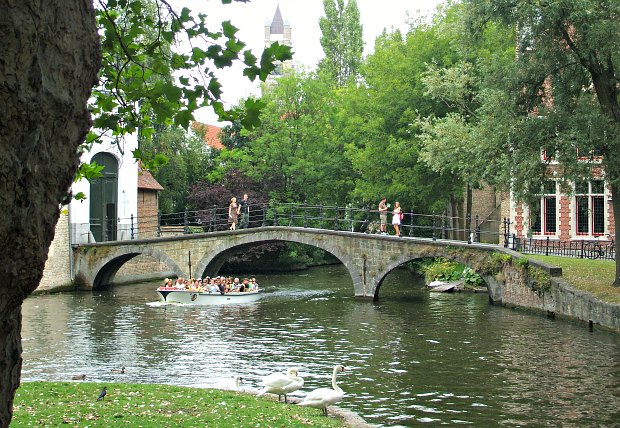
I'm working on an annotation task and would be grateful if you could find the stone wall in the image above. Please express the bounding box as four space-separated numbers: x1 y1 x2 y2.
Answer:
114 254 174 284
39 211 73 291
486 251 619 332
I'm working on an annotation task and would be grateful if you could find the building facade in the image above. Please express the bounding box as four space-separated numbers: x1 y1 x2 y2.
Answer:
39 134 165 291
505 166 615 244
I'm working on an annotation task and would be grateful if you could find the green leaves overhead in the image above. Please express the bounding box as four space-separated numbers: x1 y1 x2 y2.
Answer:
92 0 292 146
244 42 293 82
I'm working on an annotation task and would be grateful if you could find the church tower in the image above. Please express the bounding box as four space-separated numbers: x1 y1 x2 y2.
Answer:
263 4 294 86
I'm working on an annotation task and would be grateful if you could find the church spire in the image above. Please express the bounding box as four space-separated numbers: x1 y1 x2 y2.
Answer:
270 4 284 34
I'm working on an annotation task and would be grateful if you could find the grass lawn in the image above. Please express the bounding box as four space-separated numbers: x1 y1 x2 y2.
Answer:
528 255 620 304
11 382 345 427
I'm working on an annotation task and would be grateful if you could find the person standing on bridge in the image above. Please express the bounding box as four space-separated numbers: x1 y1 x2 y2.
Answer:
392 201 402 237
239 193 250 229
229 197 240 230
378 197 388 235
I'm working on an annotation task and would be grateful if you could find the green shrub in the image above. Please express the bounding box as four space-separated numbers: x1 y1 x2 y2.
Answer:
462 267 484 288
479 252 512 275
423 258 464 283
515 256 529 269
408 258 435 275
527 266 552 294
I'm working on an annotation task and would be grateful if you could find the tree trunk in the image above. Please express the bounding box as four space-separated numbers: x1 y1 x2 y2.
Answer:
465 184 473 236
0 2 100 426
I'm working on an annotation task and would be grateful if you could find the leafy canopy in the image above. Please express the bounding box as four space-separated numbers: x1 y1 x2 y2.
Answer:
84 0 291 176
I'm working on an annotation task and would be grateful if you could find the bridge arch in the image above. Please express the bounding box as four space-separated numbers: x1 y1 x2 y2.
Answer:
77 245 183 290
193 232 361 294
371 247 493 300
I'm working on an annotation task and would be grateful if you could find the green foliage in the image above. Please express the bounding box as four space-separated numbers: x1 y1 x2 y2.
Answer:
12 382 343 427
515 256 530 269
423 258 465 283
456 1 620 287
342 14 463 212
527 266 552 295
479 252 512 275
274 243 335 269
462 267 484 288
75 0 292 187
140 126 212 213
237 72 355 203
318 0 363 86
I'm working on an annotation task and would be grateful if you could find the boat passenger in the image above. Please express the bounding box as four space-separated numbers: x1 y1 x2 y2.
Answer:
231 277 241 292
217 282 225 295
174 278 186 289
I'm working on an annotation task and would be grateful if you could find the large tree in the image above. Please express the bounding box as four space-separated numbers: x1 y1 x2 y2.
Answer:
0 0 290 425
318 0 364 87
343 18 460 214
460 0 620 284
0 3 99 426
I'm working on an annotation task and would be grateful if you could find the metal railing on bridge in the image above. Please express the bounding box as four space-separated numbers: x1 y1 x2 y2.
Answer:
115 202 506 244
103 202 615 260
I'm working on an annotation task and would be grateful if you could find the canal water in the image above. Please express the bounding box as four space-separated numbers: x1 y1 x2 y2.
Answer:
21 265 619 426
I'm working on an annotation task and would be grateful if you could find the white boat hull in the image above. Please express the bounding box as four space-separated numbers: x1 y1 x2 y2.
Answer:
156 289 263 305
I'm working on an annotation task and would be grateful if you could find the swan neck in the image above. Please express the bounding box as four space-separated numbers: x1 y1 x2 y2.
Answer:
331 367 341 392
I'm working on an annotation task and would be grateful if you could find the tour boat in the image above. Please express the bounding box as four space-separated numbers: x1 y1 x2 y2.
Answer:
156 287 263 305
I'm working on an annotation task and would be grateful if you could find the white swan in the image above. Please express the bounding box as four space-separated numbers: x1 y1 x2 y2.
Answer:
218 375 243 391
257 368 304 403
299 365 345 416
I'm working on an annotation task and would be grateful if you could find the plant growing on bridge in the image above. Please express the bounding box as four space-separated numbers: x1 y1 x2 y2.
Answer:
515 257 552 295
526 266 552 295
515 256 530 269
479 252 512 276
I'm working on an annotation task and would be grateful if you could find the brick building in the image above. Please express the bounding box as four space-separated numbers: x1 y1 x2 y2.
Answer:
137 167 164 239
503 166 614 245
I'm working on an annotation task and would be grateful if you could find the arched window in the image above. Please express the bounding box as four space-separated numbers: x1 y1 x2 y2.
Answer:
89 153 118 242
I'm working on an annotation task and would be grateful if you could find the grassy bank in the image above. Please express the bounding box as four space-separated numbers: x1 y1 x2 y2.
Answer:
528 255 620 304
12 382 345 427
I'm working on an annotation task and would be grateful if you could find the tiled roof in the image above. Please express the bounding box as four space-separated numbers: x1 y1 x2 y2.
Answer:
138 168 164 191
192 122 225 150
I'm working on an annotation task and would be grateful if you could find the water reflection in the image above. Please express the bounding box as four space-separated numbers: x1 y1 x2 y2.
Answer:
21 265 620 426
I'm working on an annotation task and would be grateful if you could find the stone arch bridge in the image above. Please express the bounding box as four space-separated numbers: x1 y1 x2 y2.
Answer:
73 226 551 301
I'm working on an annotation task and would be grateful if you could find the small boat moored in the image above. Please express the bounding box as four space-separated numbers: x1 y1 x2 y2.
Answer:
156 288 263 305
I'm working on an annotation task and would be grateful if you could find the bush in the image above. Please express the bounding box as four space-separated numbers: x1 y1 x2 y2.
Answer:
423 258 464 283
462 267 484 288
479 252 512 275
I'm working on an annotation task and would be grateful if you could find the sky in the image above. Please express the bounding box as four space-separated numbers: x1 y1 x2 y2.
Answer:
172 0 446 124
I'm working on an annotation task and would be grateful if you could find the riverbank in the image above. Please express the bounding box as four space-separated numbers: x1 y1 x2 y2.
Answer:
12 382 371 427
528 255 620 304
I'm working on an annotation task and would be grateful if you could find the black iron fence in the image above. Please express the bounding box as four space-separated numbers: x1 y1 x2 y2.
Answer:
113 202 505 242
101 202 615 261
508 235 616 260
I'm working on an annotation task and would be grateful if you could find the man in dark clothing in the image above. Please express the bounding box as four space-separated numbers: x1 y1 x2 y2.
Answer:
239 193 250 229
